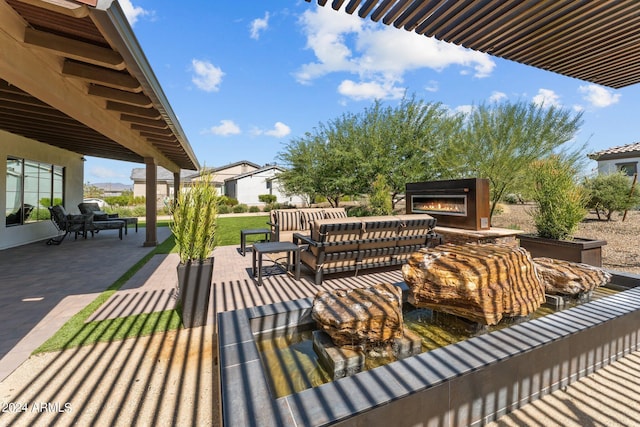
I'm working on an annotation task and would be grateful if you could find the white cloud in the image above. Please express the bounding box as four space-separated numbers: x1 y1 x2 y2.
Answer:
265 122 291 137
338 80 404 101
424 80 439 92
578 84 621 108
454 104 474 115
489 91 507 103
250 12 270 40
252 122 292 138
191 59 224 92
294 6 495 100
532 88 561 107
208 120 240 136
119 0 150 26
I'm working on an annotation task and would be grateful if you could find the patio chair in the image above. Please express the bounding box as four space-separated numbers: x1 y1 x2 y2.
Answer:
79 202 137 234
47 205 91 245
78 202 118 221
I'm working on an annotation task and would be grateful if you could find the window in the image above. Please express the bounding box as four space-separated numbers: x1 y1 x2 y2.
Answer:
616 162 638 177
5 157 65 226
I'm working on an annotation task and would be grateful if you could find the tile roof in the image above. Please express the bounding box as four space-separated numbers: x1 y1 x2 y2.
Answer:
588 142 640 160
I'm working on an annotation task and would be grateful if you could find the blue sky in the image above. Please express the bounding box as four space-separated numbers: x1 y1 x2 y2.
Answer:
84 0 640 185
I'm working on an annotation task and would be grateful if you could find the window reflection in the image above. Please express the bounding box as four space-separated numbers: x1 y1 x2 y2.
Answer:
5 157 65 226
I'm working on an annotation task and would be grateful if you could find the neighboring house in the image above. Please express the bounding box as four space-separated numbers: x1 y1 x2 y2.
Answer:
131 161 261 204
588 142 640 178
1 1 198 250
90 182 133 197
131 167 196 207
224 164 306 207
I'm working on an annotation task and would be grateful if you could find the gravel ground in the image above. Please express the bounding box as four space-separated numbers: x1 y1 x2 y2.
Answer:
491 203 640 275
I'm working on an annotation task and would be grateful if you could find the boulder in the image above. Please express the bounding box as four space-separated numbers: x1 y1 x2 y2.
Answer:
402 243 545 325
311 282 403 349
533 257 612 295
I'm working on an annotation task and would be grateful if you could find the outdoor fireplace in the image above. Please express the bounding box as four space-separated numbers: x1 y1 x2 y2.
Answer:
406 178 490 230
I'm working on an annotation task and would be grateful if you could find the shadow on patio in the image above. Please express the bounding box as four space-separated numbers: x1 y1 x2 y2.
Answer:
1 236 640 426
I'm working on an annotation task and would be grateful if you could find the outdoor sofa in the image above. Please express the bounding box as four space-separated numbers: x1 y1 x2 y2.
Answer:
268 207 348 243
292 214 440 285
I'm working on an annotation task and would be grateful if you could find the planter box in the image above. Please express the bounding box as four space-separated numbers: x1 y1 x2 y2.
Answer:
518 234 607 267
177 257 214 328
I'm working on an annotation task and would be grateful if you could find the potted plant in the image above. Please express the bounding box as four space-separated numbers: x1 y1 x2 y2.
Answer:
170 171 218 328
518 155 607 266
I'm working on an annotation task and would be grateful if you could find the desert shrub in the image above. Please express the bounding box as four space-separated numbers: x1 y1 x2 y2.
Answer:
369 174 393 216
347 205 374 217
529 155 587 239
232 204 248 213
218 204 231 214
218 196 238 206
249 206 261 213
503 193 523 204
131 206 146 217
258 194 277 204
584 172 640 221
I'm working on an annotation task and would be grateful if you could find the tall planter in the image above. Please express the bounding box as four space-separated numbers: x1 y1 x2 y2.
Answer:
177 257 214 328
518 234 607 267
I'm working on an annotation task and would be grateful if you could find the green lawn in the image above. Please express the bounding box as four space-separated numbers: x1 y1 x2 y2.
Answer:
215 215 269 246
34 215 269 353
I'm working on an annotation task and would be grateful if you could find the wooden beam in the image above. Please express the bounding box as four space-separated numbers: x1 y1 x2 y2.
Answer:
17 0 89 18
120 114 168 128
131 123 174 136
88 84 152 107
139 132 177 142
62 60 141 91
106 100 161 119
23 27 125 70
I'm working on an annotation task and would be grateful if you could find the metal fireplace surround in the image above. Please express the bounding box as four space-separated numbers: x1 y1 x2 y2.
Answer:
406 178 490 231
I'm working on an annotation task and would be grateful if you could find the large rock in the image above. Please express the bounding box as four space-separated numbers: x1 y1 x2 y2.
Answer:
533 257 612 295
402 243 545 325
311 283 403 349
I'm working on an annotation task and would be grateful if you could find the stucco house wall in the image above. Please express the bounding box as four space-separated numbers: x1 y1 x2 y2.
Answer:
589 143 640 180
1 129 84 250
225 166 305 206
595 156 640 176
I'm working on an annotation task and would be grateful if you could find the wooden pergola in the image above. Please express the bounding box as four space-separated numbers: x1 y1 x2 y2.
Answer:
306 0 640 89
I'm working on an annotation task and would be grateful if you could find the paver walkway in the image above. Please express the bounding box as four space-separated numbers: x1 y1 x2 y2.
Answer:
1 231 640 426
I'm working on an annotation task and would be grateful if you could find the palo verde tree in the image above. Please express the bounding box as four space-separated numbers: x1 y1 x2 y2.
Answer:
359 95 463 209
278 94 461 209
436 101 584 219
277 112 365 207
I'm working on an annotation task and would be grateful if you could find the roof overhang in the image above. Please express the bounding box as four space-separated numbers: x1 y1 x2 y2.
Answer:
0 0 199 172
306 0 640 89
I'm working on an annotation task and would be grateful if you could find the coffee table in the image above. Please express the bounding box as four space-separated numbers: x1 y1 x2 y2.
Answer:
252 241 300 286
240 228 270 256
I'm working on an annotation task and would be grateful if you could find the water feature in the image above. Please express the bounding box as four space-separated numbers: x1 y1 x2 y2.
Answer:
218 273 640 427
255 287 619 398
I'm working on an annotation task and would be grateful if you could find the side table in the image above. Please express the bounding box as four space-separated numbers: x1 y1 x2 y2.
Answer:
252 241 300 286
240 228 270 256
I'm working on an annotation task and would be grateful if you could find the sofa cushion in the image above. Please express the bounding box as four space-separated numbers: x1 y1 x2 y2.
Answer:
359 216 401 250
396 214 436 247
323 207 347 219
274 210 302 231
300 208 325 230
310 217 362 256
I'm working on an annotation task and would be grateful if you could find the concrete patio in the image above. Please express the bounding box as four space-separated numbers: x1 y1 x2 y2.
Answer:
0 228 639 426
